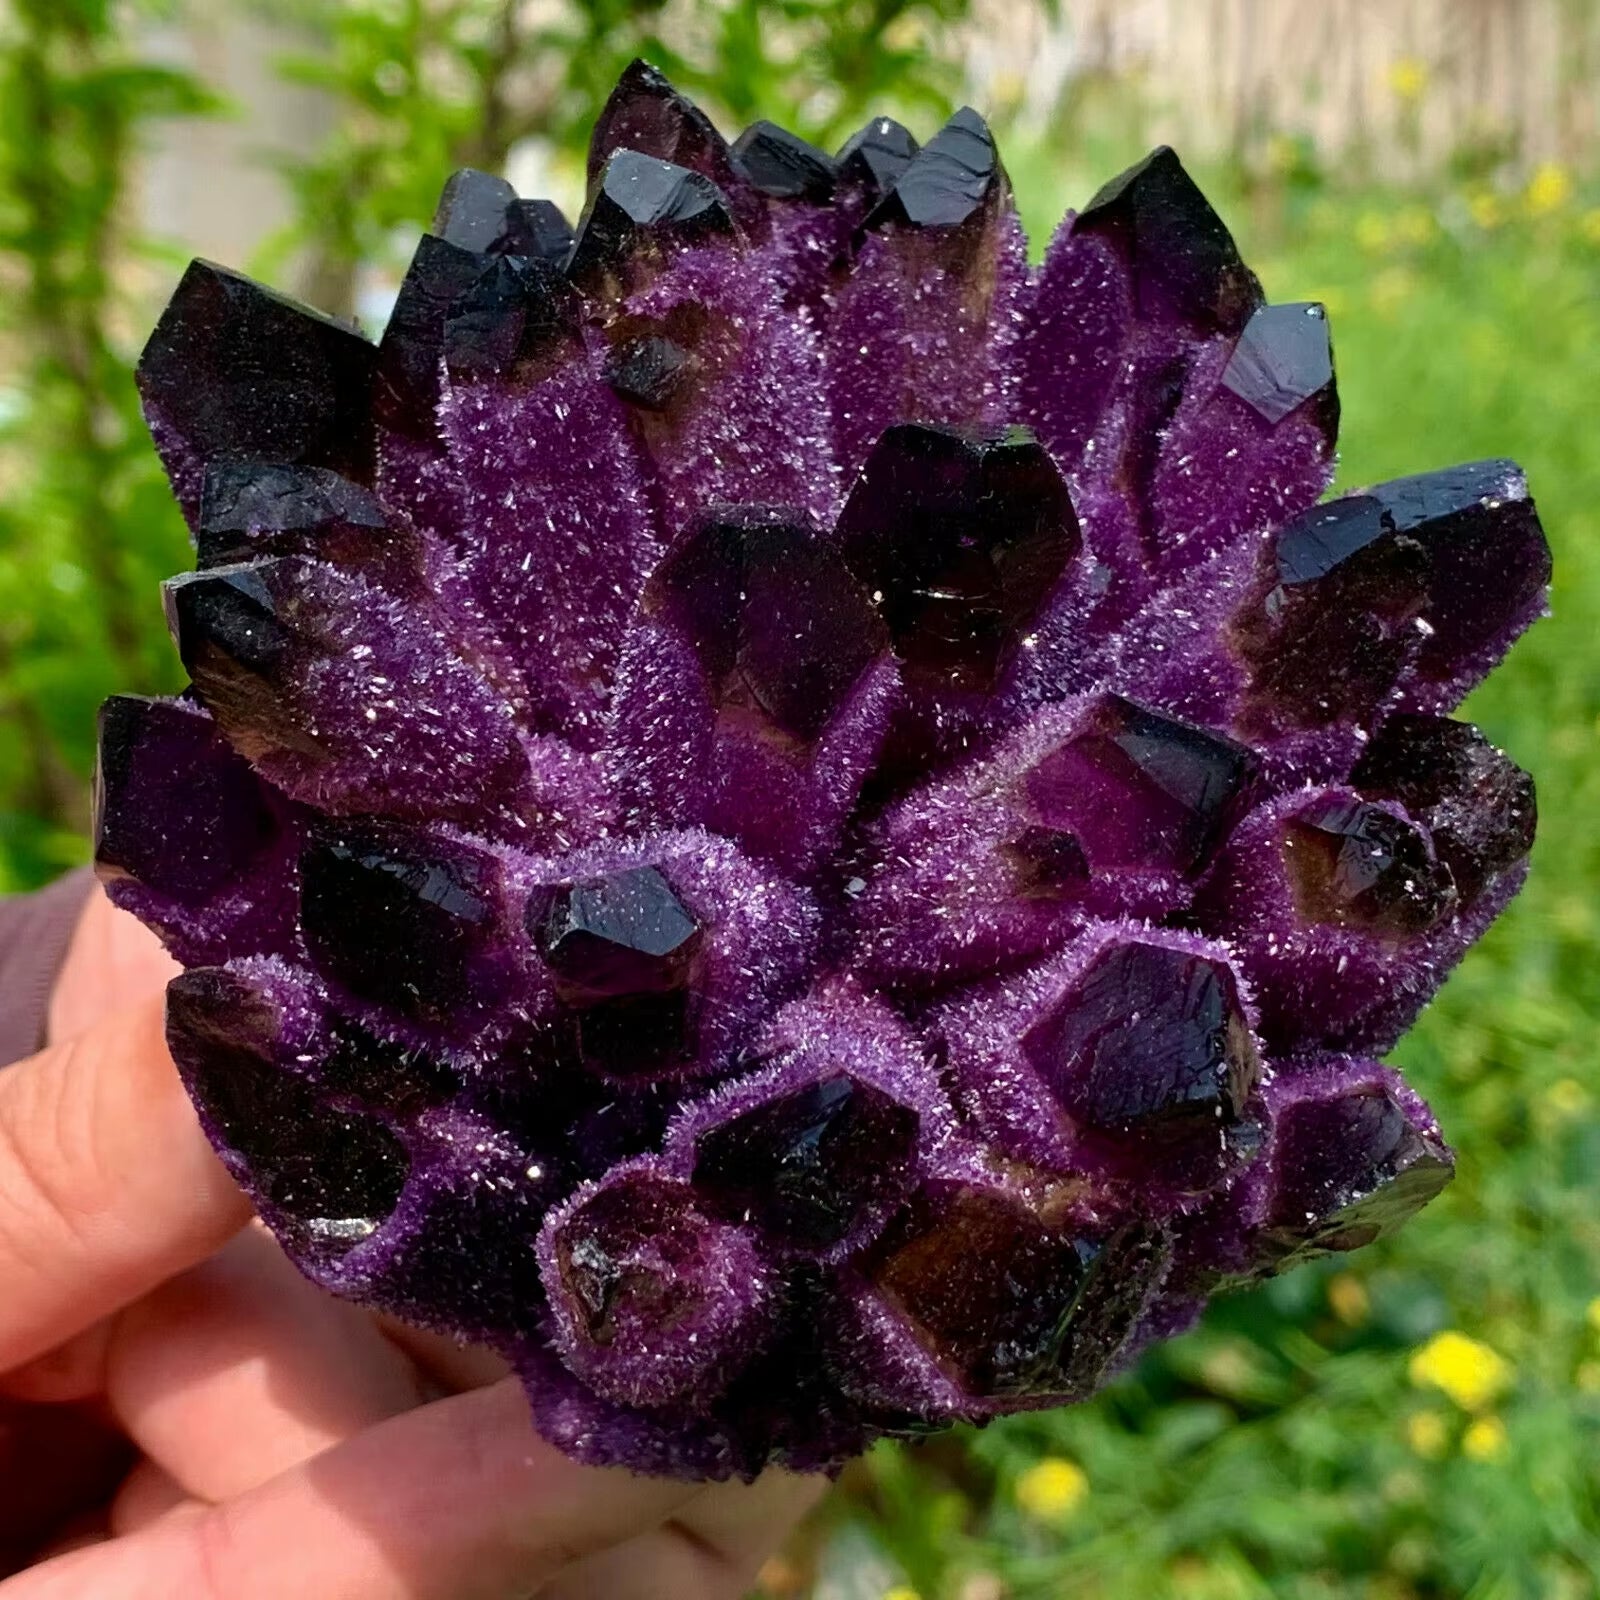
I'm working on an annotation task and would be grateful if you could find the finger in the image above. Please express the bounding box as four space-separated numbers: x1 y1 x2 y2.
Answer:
0 1320 114 1404
107 1226 427 1500
543 1468 827 1600
0 997 252 1371
109 1461 197 1537
47 889 180 1044
4 1378 697 1600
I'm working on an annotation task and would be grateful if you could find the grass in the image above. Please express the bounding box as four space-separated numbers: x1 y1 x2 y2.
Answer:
799 167 1600 1600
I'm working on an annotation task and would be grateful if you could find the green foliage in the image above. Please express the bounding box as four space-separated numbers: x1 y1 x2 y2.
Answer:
0 0 216 888
825 173 1600 1600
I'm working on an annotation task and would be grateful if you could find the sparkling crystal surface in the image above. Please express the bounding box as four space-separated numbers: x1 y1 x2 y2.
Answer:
109 65 1544 1484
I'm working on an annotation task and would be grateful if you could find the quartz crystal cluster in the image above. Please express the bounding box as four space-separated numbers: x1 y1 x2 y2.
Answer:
98 62 1549 1480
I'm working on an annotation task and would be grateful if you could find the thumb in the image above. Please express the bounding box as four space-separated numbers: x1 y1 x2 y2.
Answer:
0 996 251 1372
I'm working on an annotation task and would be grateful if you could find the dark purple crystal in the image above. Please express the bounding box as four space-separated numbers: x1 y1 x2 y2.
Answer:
168 967 411 1244
731 121 838 201
568 152 736 289
863 106 999 231
692 1075 918 1249
139 261 376 516
1352 713 1536 903
648 508 888 741
1024 941 1259 1136
532 866 702 1001
587 59 739 197
1264 1084 1452 1259
542 1169 772 1408
300 823 508 1028
1074 144 1262 334
1222 302 1337 426
836 117 919 196
111 63 1544 1485
837 423 1079 693
95 695 285 908
1236 459 1550 730
1283 796 1457 936
432 167 520 252
861 1183 1101 1399
1023 694 1257 876
603 334 690 410
497 198 576 265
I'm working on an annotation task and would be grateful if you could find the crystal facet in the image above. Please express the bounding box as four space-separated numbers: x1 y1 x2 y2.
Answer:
693 1075 919 1248
837 423 1079 693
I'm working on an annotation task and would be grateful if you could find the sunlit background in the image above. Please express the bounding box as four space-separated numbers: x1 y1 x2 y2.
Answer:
1 2 1597 1595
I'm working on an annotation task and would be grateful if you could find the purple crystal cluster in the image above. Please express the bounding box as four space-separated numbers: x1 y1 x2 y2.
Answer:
98 63 1548 1480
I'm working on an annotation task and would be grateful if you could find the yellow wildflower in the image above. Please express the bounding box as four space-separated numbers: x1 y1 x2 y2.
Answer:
1525 162 1573 217
1355 212 1391 253
1545 1078 1590 1118
1405 1410 1449 1459
1395 205 1437 247
1581 208 1600 245
1015 1456 1089 1521
1369 266 1416 319
1574 1360 1600 1394
1468 190 1503 230
1461 1415 1509 1462
882 1588 922 1600
1409 1330 1512 1411
1328 1273 1370 1325
1266 134 1300 176
1586 1297 1600 1334
1387 57 1428 102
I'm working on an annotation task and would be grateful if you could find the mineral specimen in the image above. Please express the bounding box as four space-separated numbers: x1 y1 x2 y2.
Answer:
102 61 1550 1481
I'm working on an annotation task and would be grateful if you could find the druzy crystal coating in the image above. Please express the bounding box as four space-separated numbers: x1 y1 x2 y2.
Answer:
103 62 1549 1481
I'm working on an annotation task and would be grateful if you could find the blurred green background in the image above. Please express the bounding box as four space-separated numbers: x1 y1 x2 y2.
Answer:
1 2 1596 1595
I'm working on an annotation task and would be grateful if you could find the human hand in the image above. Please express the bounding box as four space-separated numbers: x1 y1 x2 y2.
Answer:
0 887 824 1596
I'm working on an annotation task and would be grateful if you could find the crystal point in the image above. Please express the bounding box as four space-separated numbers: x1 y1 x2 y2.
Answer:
1264 1081 1453 1261
139 261 376 511
432 168 518 252
836 117 919 195
1075 145 1262 333
1025 695 1257 876
569 152 736 287
1284 796 1457 936
497 198 576 265
1025 941 1259 1134
837 424 1079 693
863 1183 1101 1399
1352 713 1535 902
731 121 837 200
649 508 889 741
1222 302 1336 425
693 1075 919 1248
865 107 999 231
587 60 735 194
300 824 504 1027
533 866 702 1000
